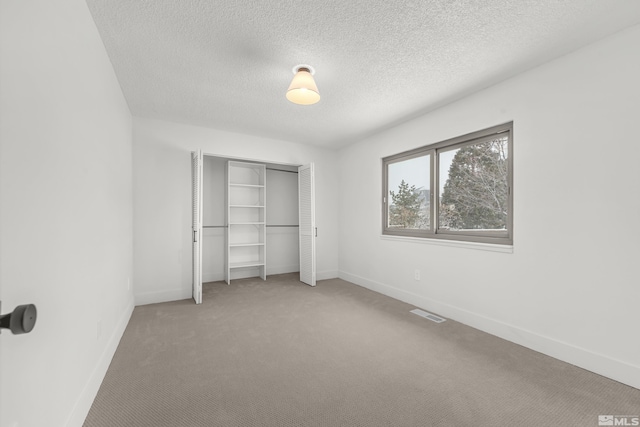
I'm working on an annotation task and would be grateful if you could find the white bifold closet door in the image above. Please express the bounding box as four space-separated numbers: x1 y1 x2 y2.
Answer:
191 150 203 304
298 163 316 286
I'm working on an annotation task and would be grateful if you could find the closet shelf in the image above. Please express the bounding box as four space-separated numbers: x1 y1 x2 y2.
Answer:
229 183 264 188
229 261 265 269
226 161 267 284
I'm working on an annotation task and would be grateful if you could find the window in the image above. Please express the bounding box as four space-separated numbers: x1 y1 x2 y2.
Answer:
382 122 513 245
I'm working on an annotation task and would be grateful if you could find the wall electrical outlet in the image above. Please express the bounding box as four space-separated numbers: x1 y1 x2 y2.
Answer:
414 269 420 281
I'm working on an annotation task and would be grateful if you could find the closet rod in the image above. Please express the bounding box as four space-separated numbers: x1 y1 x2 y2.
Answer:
203 225 299 228
266 167 298 174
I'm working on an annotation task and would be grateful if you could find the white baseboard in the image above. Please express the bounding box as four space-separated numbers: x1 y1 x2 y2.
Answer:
317 270 339 281
267 265 299 276
202 272 224 283
66 298 135 426
135 288 192 306
204 268 337 283
339 270 640 390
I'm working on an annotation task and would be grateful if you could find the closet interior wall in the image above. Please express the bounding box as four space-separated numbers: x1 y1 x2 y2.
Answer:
202 155 299 283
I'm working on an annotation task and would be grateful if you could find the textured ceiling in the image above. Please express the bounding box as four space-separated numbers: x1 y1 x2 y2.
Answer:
86 0 640 149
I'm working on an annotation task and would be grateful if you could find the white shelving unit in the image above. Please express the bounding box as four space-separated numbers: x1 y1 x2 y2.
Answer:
225 161 266 284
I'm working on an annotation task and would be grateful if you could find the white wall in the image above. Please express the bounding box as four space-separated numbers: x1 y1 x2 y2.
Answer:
338 25 640 389
0 1 133 426
265 168 300 275
133 118 339 305
201 156 227 282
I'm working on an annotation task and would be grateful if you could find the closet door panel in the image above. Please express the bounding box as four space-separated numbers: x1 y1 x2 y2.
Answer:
191 150 203 304
298 163 316 286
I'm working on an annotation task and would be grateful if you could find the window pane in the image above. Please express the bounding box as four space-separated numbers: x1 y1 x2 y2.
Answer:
438 137 508 231
388 154 430 230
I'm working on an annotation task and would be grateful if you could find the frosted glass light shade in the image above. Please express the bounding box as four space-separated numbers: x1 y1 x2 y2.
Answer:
286 67 320 105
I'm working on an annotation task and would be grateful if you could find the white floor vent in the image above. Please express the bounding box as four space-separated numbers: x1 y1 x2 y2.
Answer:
410 309 446 323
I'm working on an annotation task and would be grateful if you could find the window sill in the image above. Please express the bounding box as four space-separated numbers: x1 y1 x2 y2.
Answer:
380 234 513 253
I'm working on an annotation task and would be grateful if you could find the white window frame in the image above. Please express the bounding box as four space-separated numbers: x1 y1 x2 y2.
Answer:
382 122 513 245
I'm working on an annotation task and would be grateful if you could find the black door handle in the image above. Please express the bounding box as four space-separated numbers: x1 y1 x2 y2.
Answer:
0 304 37 335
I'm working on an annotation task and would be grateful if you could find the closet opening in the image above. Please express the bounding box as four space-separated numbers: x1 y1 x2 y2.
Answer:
191 152 315 303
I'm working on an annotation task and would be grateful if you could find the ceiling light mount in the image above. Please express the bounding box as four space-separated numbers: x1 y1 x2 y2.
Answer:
292 64 315 75
287 64 320 105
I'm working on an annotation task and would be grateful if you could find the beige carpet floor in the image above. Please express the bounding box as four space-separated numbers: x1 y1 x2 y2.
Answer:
83 274 640 426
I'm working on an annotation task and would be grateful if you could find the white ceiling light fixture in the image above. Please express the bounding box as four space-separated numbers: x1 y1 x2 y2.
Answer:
286 64 320 105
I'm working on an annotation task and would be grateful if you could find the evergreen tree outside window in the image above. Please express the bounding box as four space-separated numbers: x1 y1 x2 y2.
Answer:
386 154 430 230
382 123 513 245
389 180 424 228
